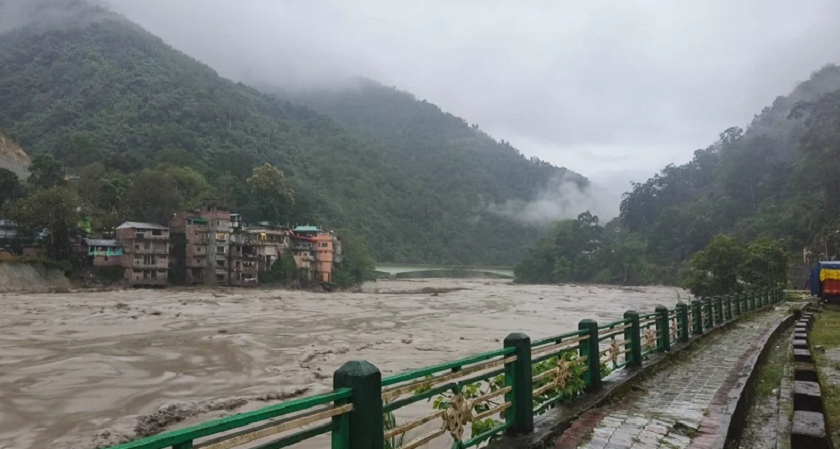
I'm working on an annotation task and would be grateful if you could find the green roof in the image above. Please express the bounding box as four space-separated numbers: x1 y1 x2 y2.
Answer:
187 218 209 224
294 225 322 232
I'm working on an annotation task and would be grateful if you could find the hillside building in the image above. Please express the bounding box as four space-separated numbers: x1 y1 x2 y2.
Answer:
84 238 123 267
169 201 232 286
116 222 170 286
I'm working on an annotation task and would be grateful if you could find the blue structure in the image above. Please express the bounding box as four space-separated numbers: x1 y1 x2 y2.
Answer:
810 261 840 298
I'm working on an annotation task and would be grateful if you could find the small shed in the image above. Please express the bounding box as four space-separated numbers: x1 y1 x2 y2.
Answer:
84 238 123 267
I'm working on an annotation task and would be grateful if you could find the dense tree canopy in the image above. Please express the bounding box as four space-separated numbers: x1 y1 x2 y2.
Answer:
517 65 840 289
0 6 586 266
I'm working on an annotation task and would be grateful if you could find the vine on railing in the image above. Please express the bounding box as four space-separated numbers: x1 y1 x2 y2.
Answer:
102 288 783 449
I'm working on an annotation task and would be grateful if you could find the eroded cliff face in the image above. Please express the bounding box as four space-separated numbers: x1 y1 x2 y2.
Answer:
0 130 30 178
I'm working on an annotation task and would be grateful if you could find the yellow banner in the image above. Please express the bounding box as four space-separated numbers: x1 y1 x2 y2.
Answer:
820 269 840 281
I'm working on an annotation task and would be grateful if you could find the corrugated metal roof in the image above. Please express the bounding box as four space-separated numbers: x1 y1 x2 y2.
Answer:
116 221 168 230
84 239 120 247
294 225 322 232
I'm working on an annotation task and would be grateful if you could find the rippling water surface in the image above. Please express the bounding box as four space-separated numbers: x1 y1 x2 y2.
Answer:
0 279 684 448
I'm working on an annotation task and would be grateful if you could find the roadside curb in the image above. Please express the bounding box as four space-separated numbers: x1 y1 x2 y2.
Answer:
792 310 834 449
715 309 799 448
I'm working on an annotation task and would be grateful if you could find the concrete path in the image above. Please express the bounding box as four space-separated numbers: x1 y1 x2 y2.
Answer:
555 309 787 449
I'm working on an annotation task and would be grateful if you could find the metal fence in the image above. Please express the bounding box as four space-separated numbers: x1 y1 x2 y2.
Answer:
105 288 784 449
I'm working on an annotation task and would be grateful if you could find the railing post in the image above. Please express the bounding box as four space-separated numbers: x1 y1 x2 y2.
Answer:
578 319 601 392
504 333 533 435
655 305 670 352
334 361 383 449
703 298 712 329
734 292 742 316
624 310 642 367
677 302 689 342
723 295 732 321
691 300 703 335
712 297 721 325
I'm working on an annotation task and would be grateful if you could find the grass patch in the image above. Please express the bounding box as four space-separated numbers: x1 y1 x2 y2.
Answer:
810 309 840 444
754 328 792 397
812 308 840 347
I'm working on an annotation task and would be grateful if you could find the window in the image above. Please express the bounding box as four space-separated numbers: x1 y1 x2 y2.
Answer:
136 231 144 239
196 246 203 253
216 274 225 282
216 246 226 254
216 232 226 242
152 230 162 236
216 260 226 268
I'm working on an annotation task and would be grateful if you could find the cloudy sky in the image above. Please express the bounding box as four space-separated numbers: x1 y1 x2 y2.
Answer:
102 0 840 192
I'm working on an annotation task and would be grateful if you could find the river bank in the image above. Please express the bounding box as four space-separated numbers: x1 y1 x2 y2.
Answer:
0 278 685 449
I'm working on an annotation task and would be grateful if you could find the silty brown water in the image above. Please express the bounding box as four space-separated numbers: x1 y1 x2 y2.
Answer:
0 279 684 448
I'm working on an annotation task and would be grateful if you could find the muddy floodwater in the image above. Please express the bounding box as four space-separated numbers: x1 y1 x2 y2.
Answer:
0 279 684 449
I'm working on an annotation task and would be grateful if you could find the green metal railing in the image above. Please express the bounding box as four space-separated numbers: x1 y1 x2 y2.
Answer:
104 288 783 449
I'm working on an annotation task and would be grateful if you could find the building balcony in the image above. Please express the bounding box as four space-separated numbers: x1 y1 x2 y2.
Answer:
133 234 169 240
130 247 169 255
89 249 123 257
130 262 169 269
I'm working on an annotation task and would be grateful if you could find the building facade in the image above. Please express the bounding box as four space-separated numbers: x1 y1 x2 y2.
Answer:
84 238 123 267
229 224 260 286
312 233 335 283
116 222 170 286
170 202 232 286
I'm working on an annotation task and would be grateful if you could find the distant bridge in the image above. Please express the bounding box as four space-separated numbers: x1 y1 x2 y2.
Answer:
373 263 515 278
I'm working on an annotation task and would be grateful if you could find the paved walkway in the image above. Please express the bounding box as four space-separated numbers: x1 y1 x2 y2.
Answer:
555 309 786 449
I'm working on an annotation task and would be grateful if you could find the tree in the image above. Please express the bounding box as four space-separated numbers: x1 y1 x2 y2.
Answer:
8 186 80 259
0 168 21 205
28 154 65 189
514 212 604 284
334 233 375 288
685 235 743 297
121 170 181 224
246 163 295 224
739 239 789 289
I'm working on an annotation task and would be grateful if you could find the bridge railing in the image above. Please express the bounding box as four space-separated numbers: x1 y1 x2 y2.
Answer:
105 288 783 449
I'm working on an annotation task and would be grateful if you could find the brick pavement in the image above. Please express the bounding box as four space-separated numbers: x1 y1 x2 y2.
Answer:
555 309 785 449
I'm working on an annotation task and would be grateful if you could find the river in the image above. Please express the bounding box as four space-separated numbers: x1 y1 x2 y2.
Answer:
0 278 684 449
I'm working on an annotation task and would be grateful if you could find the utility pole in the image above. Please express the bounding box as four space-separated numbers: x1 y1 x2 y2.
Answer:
825 230 840 260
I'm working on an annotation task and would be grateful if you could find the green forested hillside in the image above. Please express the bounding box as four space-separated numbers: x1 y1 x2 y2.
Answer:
294 79 574 203
516 65 840 287
0 1 580 265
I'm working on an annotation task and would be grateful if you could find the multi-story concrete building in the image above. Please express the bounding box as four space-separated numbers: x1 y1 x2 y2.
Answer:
245 225 292 272
229 219 260 286
290 234 316 282
170 201 232 286
312 233 335 283
116 222 170 286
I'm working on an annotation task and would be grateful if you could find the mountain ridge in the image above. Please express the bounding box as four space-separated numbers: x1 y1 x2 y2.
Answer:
0 0 596 265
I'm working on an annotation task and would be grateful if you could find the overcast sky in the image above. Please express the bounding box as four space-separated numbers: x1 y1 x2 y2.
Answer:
102 0 840 192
